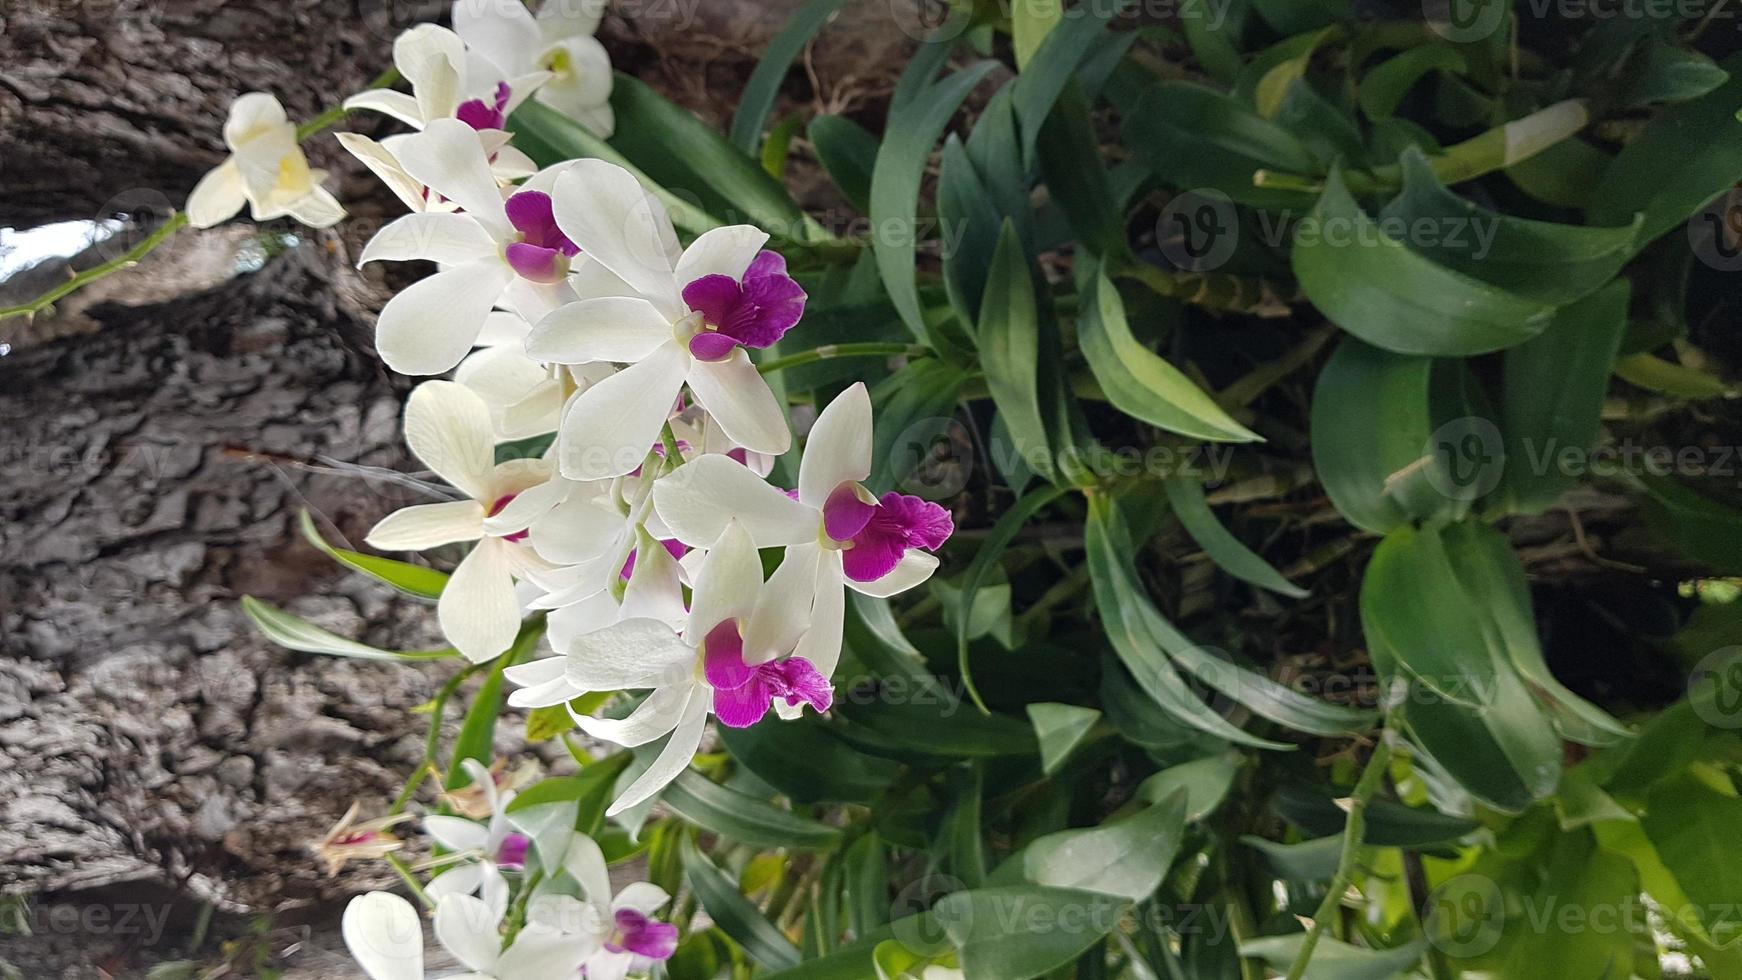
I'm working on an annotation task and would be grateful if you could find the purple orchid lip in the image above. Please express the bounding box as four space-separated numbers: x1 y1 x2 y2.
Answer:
840 491 954 583
487 494 529 543
504 190 580 282
619 537 689 580
605 908 679 960
678 250 806 359
703 620 833 727
495 832 530 870
456 81 512 131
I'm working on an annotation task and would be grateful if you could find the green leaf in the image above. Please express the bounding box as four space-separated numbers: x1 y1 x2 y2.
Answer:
1241 834 1342 879
1077 271 1260 443
934 765 988 887
1293 169 1558 356
1009 0 1130 163
1237 935 1426 980
1022 791 1187 901
1309 337 1436 534
1084 496 1290 749
298 510 446 600
605 74 816 240
1637 474 1742 573
868 358 972 493
1163 477 1307 598
718 714 903 804
1359 45 1466 120
1011 0 1062 69
871 60 1001 345
1121 81 1319 210
682 834 802 970
445 623 540 790
508 101 721 236
1134 752 1243 822
1036 82 1127 258
1590 51 1742 244
1361 526 1562 812
1440 521 1630 745
935 886 1125 980
939 134 1007 330
1613 351 1737 399
662 770 842 850
728 0 853 154
978 221 1053 483
240 596 453 661
837 690 1039 759
1498 282 1630 514
1384 148 1641 305
1026 703 1101 775
808 114 879 213
1270 781 1480 847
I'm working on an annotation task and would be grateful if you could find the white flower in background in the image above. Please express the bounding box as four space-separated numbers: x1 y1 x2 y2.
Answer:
365 381 553 663
358 120 584 375
342 890 593 980
337 25 539 213
654 383 953 681
186 93 344 229
423 759 528 916
556 834 681 980
526 160 803 478
454 0 616 136
559 521 832 816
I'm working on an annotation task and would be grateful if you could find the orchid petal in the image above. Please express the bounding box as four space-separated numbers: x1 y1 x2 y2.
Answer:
685 520 761 640
342 88 427 128
552 160 680 304
845 549 940 598
376 258 513 376
673 225 769 286
366 500 486 550
342 892 424 980
403 380 498 500
555 341 689 480
185 159 246 229
396 119 511 240
440 539 522 663
652 453 813 548
571 684 690 747
612 881 673 915
394 24 467 123
425 814 491 854
434 894 502 974
336 133 430 212
452 0 542 76
527 297 672 364
742 541 821 665
606 689 708 816
560 618 693 689
797 382 872 508
684 349 791 456
360 212 498 267
794 549 847 678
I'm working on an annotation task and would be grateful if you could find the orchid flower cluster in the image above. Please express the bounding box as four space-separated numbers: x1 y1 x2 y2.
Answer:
190 2 953 974
340 761 679 980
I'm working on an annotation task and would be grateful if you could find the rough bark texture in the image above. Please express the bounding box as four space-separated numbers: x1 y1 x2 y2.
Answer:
0 241 517 976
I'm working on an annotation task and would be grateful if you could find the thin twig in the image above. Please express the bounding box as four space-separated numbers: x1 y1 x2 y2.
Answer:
1284 733 1392 980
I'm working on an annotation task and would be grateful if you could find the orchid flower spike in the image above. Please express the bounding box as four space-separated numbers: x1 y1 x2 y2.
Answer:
186 93 344 229
453 0 615 136
358 120 585 375
364 381 555 663
525 159 802 478
343 890 595 980
653 382 953 679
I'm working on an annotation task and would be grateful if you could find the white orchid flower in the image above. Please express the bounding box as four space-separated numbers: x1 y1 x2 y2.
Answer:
337 25 539 213
342 890 593 980
358 120 584 375
365 381 553 663
525 159 803 478
554 834 680 980
652 383 953 680
186 93 344 229
422 759 526 917
560 521 832 815
453 0 615 136
455 314 613 440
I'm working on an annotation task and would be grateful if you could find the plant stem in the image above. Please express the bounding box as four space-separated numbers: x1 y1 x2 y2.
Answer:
0 213 188 323
386 854 435 910
0 67 401 326
756 342 928 376
1283 735 1393 980
390 662 482 816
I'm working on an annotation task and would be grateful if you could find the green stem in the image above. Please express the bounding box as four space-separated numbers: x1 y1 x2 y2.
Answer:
756 342 928 376
1284 735 1393 980
386 853 435 910
0 213 188 323
390 662 482 816
0 67 401 326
